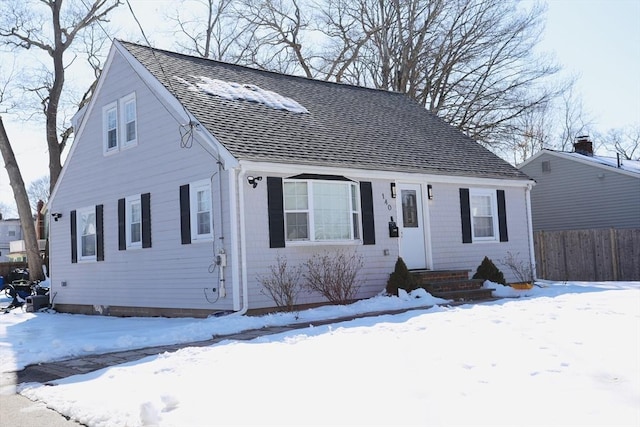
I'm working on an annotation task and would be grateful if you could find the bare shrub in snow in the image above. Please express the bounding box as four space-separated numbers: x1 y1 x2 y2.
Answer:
258 255 303 312
303 250 363 304
501 251 534 284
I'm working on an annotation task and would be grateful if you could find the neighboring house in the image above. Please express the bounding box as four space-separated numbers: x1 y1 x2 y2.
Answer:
0 217 22 262
518 139 640 231
48 40 536 317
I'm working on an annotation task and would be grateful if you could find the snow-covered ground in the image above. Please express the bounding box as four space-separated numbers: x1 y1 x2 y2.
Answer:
1 281 639 427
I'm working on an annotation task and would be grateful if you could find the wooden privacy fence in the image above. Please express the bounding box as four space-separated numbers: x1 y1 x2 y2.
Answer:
534 228 640 281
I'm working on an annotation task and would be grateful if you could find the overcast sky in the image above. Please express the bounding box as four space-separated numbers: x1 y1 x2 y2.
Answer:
1 0 639 213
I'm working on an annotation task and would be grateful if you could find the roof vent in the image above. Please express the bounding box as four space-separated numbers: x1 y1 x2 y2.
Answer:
573 136 593 157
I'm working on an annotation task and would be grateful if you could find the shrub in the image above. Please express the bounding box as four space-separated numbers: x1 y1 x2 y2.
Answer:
386 257 416 296
303 250 363 304
258 255 303 312
472 256 506 285
501 251 533 285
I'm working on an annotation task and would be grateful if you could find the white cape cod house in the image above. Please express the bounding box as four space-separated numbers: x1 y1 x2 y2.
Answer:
48 40 536 317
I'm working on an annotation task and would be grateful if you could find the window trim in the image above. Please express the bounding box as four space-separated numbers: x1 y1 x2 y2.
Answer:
77 206 97 261
469 188 499 242
126 195 142 248
283 179 362 244
189 179 213 242
102 101 118 154
120 93 137 149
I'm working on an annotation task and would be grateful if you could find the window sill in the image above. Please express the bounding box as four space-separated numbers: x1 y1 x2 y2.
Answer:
286 239 362 247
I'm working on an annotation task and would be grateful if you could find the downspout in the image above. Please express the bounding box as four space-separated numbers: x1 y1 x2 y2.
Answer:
230 167 249 315
525 183 537 281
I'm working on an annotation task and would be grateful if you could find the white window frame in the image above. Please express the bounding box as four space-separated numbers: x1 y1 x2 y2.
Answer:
469 188 499 242
126 195 142 248
103 101 118 154
190 179 213 242
283 179 361 244
120 93 137 149
77 206 97 261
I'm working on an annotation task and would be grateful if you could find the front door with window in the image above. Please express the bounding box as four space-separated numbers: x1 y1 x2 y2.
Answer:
398 183 427 269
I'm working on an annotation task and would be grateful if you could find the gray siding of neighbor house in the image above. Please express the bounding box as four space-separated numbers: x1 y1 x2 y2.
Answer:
520 154 640 231
49 51 236 312
428 183 533 283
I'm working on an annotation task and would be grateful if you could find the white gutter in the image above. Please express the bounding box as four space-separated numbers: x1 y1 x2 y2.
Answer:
229 167 249 315
525 183 537 280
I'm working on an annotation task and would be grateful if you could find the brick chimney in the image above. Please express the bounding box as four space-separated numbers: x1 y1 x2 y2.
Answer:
574 136 593 156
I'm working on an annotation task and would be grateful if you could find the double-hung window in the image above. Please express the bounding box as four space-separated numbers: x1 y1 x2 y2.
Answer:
103 102 118 153
470 189 499 241
102 93 137 154
191 179 213 241
283 180 360 242
127 195 142 247
78 207 97 260
121 94 137 148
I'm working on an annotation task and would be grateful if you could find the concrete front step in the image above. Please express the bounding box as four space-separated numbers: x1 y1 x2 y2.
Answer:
419 279 485 293
429 288 495 301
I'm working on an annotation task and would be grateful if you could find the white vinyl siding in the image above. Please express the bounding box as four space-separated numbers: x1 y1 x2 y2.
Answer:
78 206 97 260
470 188 498 241
284 180 360 242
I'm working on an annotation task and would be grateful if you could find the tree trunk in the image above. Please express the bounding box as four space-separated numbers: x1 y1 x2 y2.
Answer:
0 116 45 282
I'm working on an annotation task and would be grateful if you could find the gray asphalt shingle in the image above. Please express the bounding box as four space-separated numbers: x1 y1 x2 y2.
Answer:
121 41 530 181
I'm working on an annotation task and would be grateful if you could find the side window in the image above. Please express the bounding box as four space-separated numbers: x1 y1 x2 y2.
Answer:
103 102 118 154
127 195 142 247
72 205 103 262
121 93 137 148
470 189 497 240
460 188 508 243
79 207 97 259
180 180 213 244
192 180 213 240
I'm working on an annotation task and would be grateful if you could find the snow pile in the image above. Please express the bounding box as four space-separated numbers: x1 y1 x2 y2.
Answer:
3 281 639 426
183 75 309 114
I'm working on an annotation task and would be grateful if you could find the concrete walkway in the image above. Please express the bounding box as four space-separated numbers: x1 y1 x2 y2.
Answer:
1 305 441 426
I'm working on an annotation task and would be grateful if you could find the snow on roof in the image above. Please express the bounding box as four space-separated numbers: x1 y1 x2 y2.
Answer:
565 152 640 175
181 75 309 114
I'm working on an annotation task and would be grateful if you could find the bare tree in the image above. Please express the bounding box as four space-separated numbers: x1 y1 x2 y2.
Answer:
28 176 51 212
600 125 640 161
555 83 593 152
0 117 44 281
168 0 239 60
0 0 122 194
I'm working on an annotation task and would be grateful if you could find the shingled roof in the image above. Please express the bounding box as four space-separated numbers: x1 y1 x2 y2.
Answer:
119 40 530 180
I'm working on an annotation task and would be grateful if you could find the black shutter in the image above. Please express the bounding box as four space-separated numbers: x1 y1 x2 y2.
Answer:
497 189 508 242
70 210 77 263
142 193 152 248
180 184 191 244
96 204 104 261
459 188 472 244
118 198 126 250
267 177 285 248
360 181 375 245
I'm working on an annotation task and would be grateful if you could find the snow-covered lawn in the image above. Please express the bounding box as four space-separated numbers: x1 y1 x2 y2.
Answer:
1 281 639 427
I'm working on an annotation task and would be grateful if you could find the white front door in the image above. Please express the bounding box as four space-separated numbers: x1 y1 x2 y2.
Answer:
398 183 427 269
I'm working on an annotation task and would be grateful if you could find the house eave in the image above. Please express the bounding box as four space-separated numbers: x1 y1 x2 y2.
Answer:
237 159 535 187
